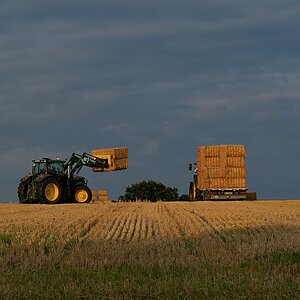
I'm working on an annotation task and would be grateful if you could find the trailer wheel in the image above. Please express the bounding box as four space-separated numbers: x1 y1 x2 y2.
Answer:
196 189 203 201
74 185 92 203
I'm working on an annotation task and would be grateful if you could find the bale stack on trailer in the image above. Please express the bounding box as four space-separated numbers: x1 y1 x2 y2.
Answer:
91 148 128 172
189 144 249 200
197 145 246 190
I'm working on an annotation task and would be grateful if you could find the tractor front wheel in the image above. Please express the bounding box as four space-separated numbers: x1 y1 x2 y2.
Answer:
37 178 62 204
74 185 92 203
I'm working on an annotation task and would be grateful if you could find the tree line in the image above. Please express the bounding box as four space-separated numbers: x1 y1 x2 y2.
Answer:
118 180 189 202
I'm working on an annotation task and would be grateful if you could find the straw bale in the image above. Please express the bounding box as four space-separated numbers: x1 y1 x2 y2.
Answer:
227 157 245 167
226 167 246 178
198 178 210 189
209 178 227 189
97 190 108 197
115 148 128 159
115 158 128 169
200 157 221 167
197 146 206 157
226 145 245 157
98 195 109 202
92 147 128 159
197 167 208 178
197 154 206 167
207 167 226 178
92 149 114 156
227 178 246 188
220 145 228 158
91 190 110 203
91 190 97 202
205 145 220 157
198 178 228 189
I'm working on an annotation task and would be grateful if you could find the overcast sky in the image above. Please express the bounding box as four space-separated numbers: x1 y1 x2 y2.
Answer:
1 0 300 202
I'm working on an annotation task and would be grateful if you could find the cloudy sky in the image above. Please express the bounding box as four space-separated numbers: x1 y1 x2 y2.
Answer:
1 0 300 202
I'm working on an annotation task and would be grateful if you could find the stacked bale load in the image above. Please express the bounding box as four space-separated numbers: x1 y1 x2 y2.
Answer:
91 148 128 172
197 145 246 189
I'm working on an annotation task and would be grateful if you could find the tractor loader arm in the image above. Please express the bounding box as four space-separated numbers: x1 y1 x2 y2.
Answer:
65 153 109 176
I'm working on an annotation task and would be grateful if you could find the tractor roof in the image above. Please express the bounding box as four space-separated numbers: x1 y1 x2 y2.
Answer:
32 158 65 164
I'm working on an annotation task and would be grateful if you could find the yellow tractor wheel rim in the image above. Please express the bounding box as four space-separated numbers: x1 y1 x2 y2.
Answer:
45 183 59 202
75 190 88 203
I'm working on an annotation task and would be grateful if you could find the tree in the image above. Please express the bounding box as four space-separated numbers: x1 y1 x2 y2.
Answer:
118 180 179 202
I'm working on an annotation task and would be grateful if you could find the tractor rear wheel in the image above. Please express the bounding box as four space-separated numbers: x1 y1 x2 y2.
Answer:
74 185 92 203
37 178 62 204
18 181 28 203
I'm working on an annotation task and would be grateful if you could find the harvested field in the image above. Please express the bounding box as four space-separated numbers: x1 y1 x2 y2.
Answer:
0 201 299 298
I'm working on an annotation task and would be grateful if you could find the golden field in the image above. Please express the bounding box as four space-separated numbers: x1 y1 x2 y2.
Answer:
1 201 299 246
0 200 299 298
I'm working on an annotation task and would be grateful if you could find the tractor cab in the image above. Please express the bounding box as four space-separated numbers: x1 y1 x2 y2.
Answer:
32 159 65 176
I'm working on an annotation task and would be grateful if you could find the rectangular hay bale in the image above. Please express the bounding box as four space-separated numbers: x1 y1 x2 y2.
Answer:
98 195 109 202
97 190 108 197
227 157 245 167
91 190 97 202
207 167 226 178
226 167 246 178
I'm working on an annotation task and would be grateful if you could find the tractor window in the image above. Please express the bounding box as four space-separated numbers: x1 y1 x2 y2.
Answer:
33 163 47 175
49 163 64 174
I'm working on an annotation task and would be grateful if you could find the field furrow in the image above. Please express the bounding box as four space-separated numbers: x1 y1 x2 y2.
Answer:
139 216 148 240
127 214 139 242
106 214 127 240
114 214 130 241
120 214 135 241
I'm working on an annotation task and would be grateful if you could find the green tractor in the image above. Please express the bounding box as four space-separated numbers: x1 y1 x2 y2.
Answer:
17 153 109 204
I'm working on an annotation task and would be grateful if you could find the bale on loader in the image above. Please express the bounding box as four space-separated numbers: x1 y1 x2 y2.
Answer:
91 148 128 172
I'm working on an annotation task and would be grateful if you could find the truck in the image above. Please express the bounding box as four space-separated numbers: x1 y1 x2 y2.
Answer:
17 152 109 204
188 145 248 201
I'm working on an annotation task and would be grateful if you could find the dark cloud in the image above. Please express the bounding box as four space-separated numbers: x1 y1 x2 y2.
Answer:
1 1 300 202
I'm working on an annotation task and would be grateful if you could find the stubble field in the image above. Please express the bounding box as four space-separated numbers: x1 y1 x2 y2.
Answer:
0 200 299 298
